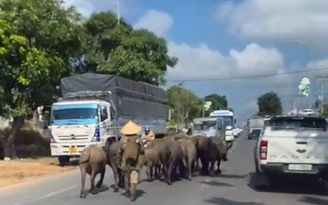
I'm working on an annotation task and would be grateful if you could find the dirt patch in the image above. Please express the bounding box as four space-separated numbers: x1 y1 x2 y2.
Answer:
0 157 78 188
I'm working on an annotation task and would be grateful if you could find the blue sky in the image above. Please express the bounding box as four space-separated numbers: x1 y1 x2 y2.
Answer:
67 0 328 122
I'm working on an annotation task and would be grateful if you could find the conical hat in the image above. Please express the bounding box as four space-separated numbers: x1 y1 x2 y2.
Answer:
121 120 142 135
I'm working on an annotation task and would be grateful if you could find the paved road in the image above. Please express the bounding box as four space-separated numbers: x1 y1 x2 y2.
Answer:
1 134 328 205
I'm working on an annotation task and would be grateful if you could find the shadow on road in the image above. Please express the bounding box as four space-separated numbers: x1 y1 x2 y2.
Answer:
204 197 264 205
298 196 328 205
218 173 248 179
200 180 234 187
120 189 146 201
248 172 327 195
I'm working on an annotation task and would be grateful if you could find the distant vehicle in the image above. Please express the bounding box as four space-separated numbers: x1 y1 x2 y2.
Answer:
209 110 236 143
300 109 317 116
191 117 225 139
253 115 328 190
247 116 265 139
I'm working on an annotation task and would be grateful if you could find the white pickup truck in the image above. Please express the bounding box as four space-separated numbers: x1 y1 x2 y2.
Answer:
254 115 328 189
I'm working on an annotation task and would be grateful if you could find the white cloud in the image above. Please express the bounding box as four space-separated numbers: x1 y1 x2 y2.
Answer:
134 10 173 37
135 9 296 117
134 10 285 81
167 42 284 81
216 0 328 48
63 0 95 17
62 0 132 18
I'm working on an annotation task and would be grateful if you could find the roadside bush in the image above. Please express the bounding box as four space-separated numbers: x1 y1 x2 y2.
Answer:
0 128 50 159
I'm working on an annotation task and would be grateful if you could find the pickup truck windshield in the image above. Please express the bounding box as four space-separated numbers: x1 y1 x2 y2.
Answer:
270 117 327 131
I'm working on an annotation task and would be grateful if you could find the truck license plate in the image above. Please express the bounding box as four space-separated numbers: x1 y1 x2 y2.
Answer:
69 146 77 153
288 164 312 171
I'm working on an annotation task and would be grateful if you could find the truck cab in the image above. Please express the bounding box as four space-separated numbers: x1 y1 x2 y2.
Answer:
192 117 225 140
49 91 115 166
209 110 236 143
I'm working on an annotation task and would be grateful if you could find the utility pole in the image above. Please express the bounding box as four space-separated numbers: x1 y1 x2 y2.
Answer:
117 0 120 25
202 97 205 117
316 76 328 116
320 81 324 115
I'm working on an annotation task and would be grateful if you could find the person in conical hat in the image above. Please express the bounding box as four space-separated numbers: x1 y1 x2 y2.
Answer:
121 120 142 136
116 120 145 201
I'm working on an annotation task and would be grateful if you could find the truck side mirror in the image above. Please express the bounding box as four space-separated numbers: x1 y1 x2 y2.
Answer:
234 119 236 123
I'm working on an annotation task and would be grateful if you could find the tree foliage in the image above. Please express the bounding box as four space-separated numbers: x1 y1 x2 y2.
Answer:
204 94 228 116
79 12 178 85
0 0 180 159
0 0 85 159
257 92 283 116
167 86 202 127
167 86 233 127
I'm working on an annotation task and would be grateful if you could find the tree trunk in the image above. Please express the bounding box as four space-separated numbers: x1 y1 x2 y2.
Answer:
1 117 24 161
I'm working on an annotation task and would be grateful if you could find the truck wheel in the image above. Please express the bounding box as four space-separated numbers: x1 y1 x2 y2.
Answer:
58 156 70 167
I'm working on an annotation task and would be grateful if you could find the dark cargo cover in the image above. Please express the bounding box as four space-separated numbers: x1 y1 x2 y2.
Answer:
60 73 168 119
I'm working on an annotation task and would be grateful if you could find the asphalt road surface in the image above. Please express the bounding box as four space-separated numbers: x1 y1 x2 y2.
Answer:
1 134 328 205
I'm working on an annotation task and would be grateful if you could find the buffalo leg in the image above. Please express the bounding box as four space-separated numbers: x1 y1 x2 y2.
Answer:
90 170 98 195
200 157 209 175
167 162 174 185
191 159 196 177
79 168 87 198
161 163 168 182
216 159 222 175
209 160 215 177
96 166 105 189
119 170 124 188
146 165 153 182
187 159 193 180
112 166 120 192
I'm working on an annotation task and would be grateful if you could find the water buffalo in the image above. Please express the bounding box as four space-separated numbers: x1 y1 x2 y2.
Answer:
178 138 197 180
207 137 232 177
104 139 124 192
79 145 106 198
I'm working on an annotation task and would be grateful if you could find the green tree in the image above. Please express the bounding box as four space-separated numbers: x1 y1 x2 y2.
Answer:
257 92 283 116
204 94 228 116
0 0 85 160
81 12 178 85
167 86 202 127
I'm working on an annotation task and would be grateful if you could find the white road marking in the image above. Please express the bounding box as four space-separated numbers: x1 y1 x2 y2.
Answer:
13 185 77 205
12 170 114 205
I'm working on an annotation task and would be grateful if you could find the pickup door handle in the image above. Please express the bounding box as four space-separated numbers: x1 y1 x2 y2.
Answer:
296 141 307 145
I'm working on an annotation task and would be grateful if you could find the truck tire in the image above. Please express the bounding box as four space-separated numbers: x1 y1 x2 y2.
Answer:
58 156 70 167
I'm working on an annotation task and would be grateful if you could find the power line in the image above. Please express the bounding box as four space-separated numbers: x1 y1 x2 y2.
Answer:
167 67 328 82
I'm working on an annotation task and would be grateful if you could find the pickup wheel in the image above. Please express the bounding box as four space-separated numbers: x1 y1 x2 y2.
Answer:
58 156 70 167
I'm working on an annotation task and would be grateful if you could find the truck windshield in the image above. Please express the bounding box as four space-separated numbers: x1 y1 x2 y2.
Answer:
51 104 99 125
193 121 216 131
270 117 327 131
222 116 233 127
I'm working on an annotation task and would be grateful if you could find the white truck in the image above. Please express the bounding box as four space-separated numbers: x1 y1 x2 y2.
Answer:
48 73 168 166
209 110 236 143
254 115 328 190
247 116 265 139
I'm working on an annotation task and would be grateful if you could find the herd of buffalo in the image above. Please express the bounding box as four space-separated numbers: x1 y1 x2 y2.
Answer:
78 133 233 200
